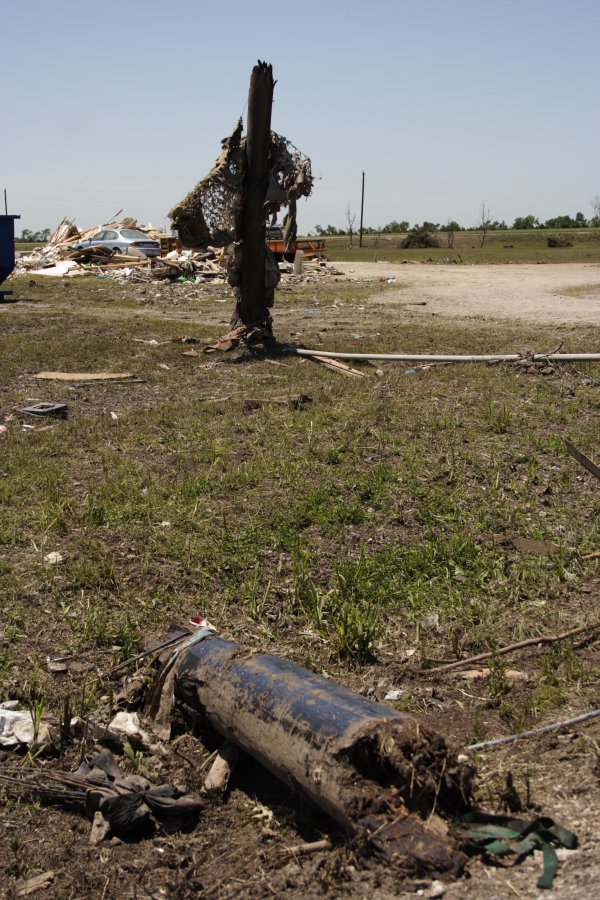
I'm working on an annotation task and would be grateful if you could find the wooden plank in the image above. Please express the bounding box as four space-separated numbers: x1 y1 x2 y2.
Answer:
308 355 366 377
33 371 133 382
565 440 600 482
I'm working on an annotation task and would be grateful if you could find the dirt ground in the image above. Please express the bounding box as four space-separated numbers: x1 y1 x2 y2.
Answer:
1 262 600 899
336 261 600 324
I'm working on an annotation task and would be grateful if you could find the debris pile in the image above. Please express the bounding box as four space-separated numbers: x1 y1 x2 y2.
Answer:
508 351 562 375
13 213 338 286
14 215 180 280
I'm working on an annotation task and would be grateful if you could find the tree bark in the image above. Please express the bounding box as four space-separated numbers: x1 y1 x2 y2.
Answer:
232 61 275 328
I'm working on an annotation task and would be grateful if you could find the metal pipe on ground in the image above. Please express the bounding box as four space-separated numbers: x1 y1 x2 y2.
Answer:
292 349 600 363
174 636 472 876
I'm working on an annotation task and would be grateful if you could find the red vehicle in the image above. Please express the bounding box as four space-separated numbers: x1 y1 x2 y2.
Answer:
266 226 326 262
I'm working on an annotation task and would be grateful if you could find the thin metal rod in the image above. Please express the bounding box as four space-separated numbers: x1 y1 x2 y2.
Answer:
293 349 600 363
467 708 600 752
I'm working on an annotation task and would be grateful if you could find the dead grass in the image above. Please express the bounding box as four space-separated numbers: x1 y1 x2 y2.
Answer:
557 282 600 301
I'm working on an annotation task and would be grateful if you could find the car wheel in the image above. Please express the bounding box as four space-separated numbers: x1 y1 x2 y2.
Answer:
112 247 122 254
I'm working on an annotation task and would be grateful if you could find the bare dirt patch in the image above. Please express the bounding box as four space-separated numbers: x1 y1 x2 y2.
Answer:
336 262 600 324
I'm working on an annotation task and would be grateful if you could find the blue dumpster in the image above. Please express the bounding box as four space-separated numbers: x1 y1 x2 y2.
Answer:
0 213 21 299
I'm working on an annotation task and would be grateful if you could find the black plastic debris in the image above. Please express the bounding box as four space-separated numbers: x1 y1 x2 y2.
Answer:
19 402 68 419
0 749 202 841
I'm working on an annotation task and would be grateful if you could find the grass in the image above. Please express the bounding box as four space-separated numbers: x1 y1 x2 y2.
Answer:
14 242 44 251
324 227 600 264
0 272 599 736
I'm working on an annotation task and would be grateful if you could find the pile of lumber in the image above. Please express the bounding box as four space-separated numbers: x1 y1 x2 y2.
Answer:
15 214 342 285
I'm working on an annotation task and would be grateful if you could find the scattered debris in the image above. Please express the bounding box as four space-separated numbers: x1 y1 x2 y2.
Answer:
0 749 202 841
303 354 366 378
205 325 273 356
107 711 153 751
15 870 55 897
14 209 339 291
281 838 331 858
43 551 64 565
384 689 404 701
203 741 240 794
0 702 55 751
493 534 560 555
509 351 562 375
457 811 577 890
242 394 312 411
19 402 68 419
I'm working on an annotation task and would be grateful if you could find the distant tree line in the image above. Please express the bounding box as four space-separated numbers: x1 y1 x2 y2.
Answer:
17 227 51 242
313 204 600 237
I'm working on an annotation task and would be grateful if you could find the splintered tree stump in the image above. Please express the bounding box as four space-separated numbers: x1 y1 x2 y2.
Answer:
232 61 275 331
169 61 313 346
175 637 473 876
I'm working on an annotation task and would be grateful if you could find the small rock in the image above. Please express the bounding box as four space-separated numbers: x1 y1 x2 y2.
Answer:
90 811 111 845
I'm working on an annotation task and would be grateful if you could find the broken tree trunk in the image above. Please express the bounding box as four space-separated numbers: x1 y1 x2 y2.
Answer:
231 61 275 331
174 636 472 876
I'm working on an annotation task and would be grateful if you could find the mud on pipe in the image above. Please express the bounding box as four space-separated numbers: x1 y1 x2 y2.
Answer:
174 636 473 876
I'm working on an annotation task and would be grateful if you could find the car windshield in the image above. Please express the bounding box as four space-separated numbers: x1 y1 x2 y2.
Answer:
120 229 153 240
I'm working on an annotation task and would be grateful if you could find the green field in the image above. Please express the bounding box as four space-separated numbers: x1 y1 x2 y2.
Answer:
14 242 44 252
324 228 600 265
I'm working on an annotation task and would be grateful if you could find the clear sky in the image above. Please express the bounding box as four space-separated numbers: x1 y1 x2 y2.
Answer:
2 0 599 235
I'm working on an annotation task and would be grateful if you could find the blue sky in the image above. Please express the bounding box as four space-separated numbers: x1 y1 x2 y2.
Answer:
2 0 599 235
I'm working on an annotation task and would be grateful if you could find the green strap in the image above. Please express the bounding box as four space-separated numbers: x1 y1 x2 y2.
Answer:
456 811 577 891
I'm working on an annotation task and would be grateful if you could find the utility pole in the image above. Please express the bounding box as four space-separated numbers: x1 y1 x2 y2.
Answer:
235 61 275 328
359 171 365 248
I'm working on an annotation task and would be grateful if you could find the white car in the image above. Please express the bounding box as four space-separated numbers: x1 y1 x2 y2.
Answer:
74 228 161 257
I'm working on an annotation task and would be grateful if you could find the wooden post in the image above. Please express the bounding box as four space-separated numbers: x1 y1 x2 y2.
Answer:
293 249 304 275
233 61 275 328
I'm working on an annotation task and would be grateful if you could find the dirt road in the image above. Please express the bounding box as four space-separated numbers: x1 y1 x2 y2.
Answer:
336 261 600 324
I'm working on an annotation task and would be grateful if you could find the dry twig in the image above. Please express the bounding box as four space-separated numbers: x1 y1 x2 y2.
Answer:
427 621 600 674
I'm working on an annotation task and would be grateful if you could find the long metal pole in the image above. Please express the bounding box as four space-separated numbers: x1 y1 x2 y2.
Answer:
294 349 600 363
359 171 365 248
